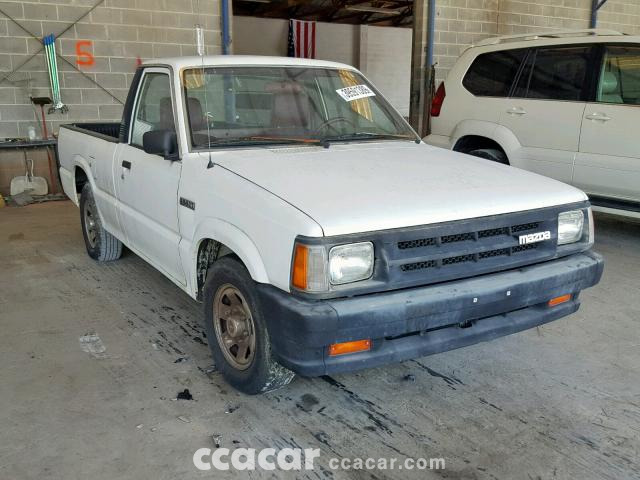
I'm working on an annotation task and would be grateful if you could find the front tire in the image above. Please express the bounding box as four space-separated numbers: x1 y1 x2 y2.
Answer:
80 183 123 262
203 256 295 394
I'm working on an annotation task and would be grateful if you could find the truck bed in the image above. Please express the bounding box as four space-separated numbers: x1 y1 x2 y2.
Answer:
58 123 121 208
62 122 121 142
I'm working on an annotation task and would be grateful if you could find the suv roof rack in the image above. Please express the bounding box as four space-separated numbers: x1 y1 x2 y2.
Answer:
474 28 625 47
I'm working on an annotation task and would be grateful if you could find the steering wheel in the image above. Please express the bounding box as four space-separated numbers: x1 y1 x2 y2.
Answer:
316 116 356 133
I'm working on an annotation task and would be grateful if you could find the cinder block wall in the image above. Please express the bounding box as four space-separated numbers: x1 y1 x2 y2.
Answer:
0 0 222 139
431 0 640 82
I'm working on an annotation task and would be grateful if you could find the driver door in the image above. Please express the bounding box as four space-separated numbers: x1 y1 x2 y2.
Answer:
114 67 186 284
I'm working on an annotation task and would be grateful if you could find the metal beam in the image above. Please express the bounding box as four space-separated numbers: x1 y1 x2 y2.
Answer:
409 0 435 137
363 11 411 25
233 0 414 25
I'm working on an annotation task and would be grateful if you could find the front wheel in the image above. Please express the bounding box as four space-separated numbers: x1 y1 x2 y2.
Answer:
79 183 123 262
203 257 295 394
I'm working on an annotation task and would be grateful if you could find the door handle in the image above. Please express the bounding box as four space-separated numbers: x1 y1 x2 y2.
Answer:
506 107 527 115
585 112 612 122
122 160 132 169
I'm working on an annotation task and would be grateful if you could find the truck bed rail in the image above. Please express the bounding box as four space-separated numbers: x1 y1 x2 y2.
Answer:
60 123 121 143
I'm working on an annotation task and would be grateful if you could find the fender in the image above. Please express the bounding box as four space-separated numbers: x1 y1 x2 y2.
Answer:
64 154 95 206
451 120 523 165
67 154 123 240
188 217 270 297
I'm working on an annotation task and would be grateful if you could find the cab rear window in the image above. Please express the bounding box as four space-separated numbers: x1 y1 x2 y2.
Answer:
462 49 526 97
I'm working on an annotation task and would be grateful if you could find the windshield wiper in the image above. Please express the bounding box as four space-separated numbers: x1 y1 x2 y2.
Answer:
321 132 419 145
203 136 326 148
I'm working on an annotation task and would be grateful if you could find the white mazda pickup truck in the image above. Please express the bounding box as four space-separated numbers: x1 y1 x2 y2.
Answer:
58 56 604 394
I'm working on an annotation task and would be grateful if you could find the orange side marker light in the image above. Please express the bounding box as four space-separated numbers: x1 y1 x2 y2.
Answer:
548 294 572 307
329 339 371 357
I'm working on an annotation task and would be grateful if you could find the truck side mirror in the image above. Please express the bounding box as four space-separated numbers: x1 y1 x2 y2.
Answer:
142 129 179 160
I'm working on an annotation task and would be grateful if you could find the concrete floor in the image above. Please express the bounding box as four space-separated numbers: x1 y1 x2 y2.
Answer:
1 201 638 479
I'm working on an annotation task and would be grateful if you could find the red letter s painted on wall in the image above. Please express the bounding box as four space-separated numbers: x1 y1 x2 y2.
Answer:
76 40 95 66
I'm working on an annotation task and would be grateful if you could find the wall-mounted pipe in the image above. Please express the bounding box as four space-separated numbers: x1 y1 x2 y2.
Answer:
426 0 435 71
221 0 231 54
590 0 598 28
590 0 609 28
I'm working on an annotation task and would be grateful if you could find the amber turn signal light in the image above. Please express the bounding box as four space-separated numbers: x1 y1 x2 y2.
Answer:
329 339 371 357
292 244 308 290
548 294 571 307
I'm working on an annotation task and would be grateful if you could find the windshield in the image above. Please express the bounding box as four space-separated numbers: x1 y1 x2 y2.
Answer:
182 66 417 148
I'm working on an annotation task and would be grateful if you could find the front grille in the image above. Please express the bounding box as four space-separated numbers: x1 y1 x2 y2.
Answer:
401 243 541 272
478 227 509 238
398 221 542 251
398 237 436 250
386 212 558 287
441 232 475 244
479 247 510 259
400 260 437 272
512 243 539 253
442 253 475 265
511 222 540 233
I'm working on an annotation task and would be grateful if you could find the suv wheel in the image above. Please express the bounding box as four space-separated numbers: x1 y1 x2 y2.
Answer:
467 148 509 165
80 183 123 262
203 256 295 394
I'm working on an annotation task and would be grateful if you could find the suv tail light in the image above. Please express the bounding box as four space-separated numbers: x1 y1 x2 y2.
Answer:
431 82 446 117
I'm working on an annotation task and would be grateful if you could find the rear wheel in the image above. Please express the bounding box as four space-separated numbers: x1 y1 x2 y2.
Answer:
203 256 295 394
467 148 509 165
80 183 123 262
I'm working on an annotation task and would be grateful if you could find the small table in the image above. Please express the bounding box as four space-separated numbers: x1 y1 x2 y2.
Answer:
0 139 60 195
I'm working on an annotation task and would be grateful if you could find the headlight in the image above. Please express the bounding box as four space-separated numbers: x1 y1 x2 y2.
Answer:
329 242 374 285
558 210 584 245
291 241 374 292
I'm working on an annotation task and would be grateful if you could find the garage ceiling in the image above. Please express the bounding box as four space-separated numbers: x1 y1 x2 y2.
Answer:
232 0 414 27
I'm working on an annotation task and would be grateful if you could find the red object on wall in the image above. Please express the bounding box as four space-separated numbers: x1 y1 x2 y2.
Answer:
288 19 316 59
76 40 95 66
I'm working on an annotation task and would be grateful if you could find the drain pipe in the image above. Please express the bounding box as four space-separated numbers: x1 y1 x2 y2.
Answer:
221 0 231 54
590 0 609 28
220 0 234 123
426 0 435 73
590 0 599 28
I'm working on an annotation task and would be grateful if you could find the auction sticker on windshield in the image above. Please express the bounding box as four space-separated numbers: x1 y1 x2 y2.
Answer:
336 85 376 101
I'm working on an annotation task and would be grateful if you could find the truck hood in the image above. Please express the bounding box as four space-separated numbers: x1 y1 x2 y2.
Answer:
213 142 588 237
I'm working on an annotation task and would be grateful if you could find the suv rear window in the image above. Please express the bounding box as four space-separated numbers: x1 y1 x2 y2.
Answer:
463 49 526 97
515 46 593 101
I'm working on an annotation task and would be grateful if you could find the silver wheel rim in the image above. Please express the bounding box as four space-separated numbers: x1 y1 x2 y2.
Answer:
83 199 98 248
213 284 256 370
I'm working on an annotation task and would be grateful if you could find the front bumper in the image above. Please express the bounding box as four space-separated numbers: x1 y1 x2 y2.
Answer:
258 251 604 377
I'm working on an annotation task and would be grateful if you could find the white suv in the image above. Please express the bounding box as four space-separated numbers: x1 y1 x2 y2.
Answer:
425 29 640 218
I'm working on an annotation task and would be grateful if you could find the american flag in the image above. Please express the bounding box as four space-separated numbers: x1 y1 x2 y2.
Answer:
287 19 316 59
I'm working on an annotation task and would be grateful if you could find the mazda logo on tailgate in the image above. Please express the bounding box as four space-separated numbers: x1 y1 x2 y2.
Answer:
518 231 551 245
